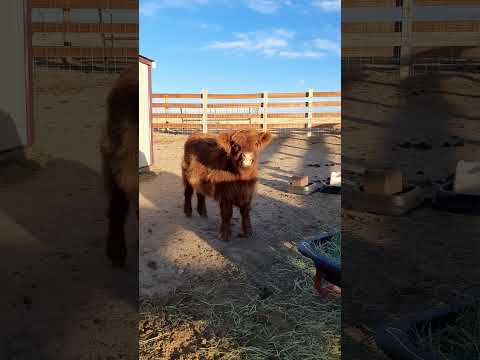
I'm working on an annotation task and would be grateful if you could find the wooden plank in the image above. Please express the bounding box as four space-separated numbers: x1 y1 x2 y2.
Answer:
207 123 260 129
312 101 341 107
268 92 308 99
414 46 480 58
415 0 480 5
32 23 138 33
342 0 395 7
268 102 307 108
153 122 339 130
343 33 402 47
152 93 202 99
313 91 341 97
208 114 262 119
268 113 306 119
208 93 263 99
32 46 137 57
313 112 341 118
153 113 202 119
343 22 395 33
153 123 201 129
33 33 138 47
413 32 480 47
152 103 202 109
413 21 480 33
263 122 340 128
208 102 261 108
152 92 339 100
32 0 138 9
342 47 395 57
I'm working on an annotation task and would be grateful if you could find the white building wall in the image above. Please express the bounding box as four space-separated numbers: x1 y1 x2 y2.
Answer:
0 0 31 151
139 60 152 168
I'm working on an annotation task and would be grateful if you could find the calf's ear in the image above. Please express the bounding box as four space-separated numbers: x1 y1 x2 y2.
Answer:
217 132 232 153
256 132 272 150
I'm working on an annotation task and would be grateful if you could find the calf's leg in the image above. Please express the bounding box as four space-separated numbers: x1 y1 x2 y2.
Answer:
240 204 253 238
107 182 129 267
219 199 233 241
197 193 207 217
184 181 193 217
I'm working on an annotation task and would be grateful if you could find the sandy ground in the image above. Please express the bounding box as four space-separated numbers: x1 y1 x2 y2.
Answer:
342 70 480 358
0 69 138 359
140 133 341 298
139 131 341 359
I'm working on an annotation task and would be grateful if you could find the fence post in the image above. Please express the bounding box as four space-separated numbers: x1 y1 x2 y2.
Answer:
400 0 413 79
262 91 268 133
202 88 208 133
307 88 313 137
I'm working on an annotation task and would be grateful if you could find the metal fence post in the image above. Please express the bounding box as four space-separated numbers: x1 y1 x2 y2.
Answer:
307 88 313 137
202 88 208 133
262 91 268 133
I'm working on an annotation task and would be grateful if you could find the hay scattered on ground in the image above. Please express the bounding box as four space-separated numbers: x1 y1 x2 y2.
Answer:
312 233 341 263
140 250 340 360
411 301 480 360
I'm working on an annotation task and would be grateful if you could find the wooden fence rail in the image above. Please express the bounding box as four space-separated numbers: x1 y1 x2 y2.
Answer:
152 90 341 134
32 0 137 9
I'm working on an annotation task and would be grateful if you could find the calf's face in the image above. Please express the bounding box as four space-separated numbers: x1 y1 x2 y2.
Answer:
219 130 273 170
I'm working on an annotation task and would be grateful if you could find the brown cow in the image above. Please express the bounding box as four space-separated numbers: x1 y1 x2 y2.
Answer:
100 65 138 267
182 130 272 241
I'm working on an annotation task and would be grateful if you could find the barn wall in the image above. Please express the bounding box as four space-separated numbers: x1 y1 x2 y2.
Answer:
0 0 32 152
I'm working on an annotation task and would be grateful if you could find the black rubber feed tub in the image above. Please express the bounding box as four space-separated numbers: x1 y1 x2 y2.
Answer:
297 232 341 290
433 182 480 215
343 185 424 216
376 300 478 360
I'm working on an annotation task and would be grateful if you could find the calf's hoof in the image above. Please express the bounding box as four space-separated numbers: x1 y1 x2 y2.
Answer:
219 229 231 242
198 210 208 218
184 206 192 217
107 247 126 268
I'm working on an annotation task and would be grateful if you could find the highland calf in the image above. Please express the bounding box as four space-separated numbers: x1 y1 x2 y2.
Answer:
182 130 272 241
100 65 138 267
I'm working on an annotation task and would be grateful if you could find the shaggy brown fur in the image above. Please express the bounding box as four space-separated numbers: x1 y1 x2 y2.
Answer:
100 65 138 267
182 130 272 241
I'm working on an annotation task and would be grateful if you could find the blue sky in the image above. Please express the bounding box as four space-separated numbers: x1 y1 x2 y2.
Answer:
140 0 340 93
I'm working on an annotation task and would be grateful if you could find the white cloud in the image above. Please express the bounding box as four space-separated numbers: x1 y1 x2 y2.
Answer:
205 29 338 60
312 38 340 55
312 0 340 11
207 39 253 50
278 50 324 59
205 29 291 55
246 0 279 13
245 0 293 14
273 28 294 38
199 22 223 31
140 0 209 16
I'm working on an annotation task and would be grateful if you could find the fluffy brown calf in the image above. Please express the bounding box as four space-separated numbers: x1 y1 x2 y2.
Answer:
182 130 272 241
100 65 138 267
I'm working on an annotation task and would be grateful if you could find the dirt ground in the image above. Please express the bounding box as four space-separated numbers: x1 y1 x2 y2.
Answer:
0 69 138 359
139 131 341 359
342 70 480 358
